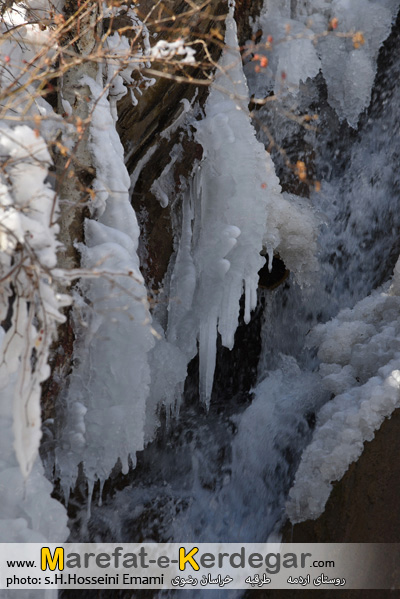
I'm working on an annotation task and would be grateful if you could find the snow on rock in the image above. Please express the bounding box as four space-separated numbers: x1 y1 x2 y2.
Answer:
55 76 155 498
251 0 398 127
286 263 400 523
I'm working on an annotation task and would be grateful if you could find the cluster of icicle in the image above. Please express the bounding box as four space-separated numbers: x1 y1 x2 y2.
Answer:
166 4 318 406
57 0 318 507
246 0 399 128
4 0 397 550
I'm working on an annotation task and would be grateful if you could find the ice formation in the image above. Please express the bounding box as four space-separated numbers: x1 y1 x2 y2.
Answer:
151 143 183 208
144 317 188 440
104 9 154 115
0 0 397 560
48 1 193 499
286 262 400 522
249 0 399 127
55 75 155 497
166 7 319 404
264 192 319 281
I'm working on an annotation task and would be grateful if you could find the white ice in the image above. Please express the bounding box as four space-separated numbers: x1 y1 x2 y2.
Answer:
251 0 398 127
286 262 400 522
166 6 319 405
55 76 155 499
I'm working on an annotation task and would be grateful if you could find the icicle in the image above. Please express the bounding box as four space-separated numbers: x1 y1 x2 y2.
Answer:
56 76 154 494
266 245 274 273
98 479 105 507
87 478 94 519
62 483 71 510
244 278 252 324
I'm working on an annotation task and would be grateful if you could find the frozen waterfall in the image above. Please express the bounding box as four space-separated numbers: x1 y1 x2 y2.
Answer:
1 3 400 595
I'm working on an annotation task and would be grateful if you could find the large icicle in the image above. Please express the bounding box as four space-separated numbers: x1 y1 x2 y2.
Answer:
55 76 154 497
168 6 285 404
193 8 281 359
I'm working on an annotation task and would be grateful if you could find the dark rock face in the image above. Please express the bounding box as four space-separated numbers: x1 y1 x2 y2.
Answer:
244 410 400 599
285 408 400 544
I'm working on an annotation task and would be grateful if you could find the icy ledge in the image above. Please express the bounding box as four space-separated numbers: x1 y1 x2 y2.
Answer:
286 258 400 523
55 70 188 501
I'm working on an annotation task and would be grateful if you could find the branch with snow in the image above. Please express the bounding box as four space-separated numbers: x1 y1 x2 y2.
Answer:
0 125 71 478
150 39 196 64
